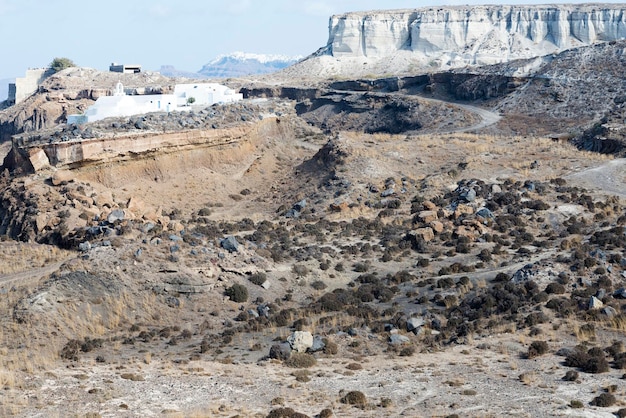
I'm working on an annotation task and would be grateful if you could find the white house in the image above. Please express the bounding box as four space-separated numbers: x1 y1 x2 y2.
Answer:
174 83 243 107
67 81 243 125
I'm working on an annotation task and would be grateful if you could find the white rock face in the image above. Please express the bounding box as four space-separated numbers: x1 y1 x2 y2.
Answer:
327 5 626 68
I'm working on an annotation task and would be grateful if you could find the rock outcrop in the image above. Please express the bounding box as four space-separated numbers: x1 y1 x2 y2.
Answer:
326 5 626 68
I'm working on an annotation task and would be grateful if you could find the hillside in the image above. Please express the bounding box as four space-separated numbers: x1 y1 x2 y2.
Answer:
0 4 625 418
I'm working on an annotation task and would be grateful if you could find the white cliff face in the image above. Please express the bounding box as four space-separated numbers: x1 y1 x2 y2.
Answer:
328 5 626 68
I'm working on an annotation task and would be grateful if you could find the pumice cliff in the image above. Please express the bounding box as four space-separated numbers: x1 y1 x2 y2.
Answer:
326 4 626 68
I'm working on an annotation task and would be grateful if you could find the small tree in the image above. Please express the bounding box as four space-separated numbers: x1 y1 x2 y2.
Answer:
186 97 196 105
50 57 76 73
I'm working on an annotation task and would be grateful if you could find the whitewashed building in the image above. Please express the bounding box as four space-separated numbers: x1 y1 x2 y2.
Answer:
174 83 243 107
67 81 242 124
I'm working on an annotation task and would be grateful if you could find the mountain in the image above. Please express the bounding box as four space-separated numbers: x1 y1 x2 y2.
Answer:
197 52 302 78
158 65 207 79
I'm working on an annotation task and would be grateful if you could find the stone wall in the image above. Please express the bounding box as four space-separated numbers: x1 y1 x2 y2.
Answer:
8 68 53 105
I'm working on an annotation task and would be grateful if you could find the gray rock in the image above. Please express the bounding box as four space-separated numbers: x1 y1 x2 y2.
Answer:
247 309 259 318
220 236 239 252
107 209 125 223
491 184 502 194
284 208 300 218
308 335 326 353
406 317 425 332
613 287 626 299
169 234 183 241
602 306 618 318
261 280 271 290
293 199 307 212
78 241 91 252
269 342 291 361
381 188 395 197
257 304 270 318
287 331 313 353
460 188 476 202
595 289 606 300
389 334 410 345
165 297 180 308
476 207 495 220
589 296 604 309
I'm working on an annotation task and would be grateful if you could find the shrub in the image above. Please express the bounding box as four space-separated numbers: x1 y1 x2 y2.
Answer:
527 341 549 358
50 57 76 72
284 353 317 368
248 272 267 286
563 370 579 381
590 393 616 407
570 400 584 409
310 280 327 291
340 390 367 406
266 407 311 418
224 283 248 303
60 339 81 361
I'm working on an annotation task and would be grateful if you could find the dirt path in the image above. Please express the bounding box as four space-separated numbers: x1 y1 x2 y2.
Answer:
0 260 68 288
566 158 626 198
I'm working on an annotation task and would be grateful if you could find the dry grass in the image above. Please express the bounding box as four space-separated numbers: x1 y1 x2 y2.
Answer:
0 242 72 275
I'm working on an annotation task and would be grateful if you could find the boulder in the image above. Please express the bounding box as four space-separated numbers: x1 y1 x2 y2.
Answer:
460 188 476 202
429 221 444 234
287 331 313 353
389 334 410 345
614 288 626 299
51 170 74 186
418 210 438 223
308 335 326 353
107 209 125 223
602 306 618 318
410 227 434 242
220 236 239 252
589 296 604 310
422 200 437 211
406 317 424 332
28 148 50 171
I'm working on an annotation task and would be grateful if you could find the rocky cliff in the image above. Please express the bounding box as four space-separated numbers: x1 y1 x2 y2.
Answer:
326 4 626 68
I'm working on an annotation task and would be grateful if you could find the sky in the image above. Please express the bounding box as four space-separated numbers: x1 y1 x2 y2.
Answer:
0 0 623 80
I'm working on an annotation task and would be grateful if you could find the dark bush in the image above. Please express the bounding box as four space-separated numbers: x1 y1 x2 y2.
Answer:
60 339 81 361
590 393 616 407
248 272 267 286
266 407 311 418
224 283 248 303
527 341 549 358
563 370 579 381
340 391 367 406
545 282 566 294
284 353 317 368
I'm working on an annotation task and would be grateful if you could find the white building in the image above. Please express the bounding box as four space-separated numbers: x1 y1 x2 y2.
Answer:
174 83 243 107
67 81 242 125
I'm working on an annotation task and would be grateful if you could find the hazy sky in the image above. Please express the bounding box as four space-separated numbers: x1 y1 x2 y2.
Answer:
0 0 623 79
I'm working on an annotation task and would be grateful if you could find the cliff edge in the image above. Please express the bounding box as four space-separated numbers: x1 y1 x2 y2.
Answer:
293 4 625 77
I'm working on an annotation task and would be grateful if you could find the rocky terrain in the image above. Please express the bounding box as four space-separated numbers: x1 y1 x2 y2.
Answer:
0 4 625 418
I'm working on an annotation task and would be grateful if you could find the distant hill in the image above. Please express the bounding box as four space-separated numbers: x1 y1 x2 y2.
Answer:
198 52 301 78
158 66 207 79
159 52 301 79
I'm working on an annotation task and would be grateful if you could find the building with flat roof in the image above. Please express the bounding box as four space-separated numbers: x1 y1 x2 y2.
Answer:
109 63 141 74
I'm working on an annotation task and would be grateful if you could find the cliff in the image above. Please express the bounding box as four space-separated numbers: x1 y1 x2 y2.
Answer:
326 4 626 68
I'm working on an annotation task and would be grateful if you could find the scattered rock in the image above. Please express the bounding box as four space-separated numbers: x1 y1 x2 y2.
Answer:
389 334 410 345
220 236 239 253
588 296 604 310
287 331 313 353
